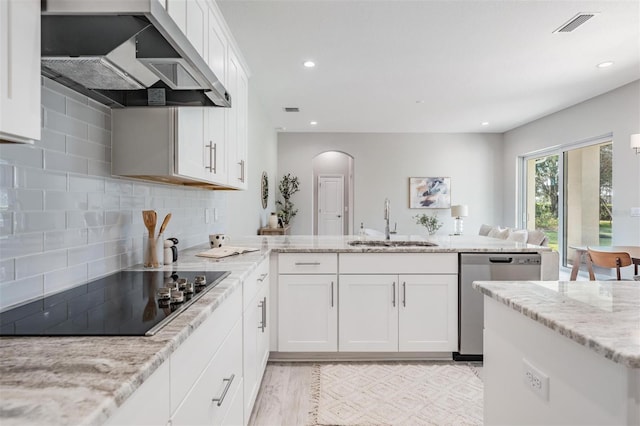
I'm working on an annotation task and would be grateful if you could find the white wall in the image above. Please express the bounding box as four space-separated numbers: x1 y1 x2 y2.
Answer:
503 80 640 245
278 133 504 236
226 85 278 237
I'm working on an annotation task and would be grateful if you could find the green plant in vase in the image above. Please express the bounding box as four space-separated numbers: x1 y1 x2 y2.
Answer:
276 173 300 226
414 212 443 236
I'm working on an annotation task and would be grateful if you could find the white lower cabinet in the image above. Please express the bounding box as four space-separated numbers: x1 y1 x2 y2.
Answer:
339 253 458 352
278 274 338 352
243 258 270 422
172 319 243 425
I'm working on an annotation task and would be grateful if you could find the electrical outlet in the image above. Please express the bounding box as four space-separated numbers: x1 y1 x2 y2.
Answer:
522 359 549 401
213 208 219 222
205 208 210 224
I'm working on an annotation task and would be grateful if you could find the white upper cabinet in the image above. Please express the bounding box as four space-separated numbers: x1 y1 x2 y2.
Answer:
206 8 227 86
185 0 207 59
0 0 41 144
166 0 187 34
226 48 248 189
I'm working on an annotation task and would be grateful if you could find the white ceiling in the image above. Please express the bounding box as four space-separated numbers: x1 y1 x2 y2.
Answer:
217 0 640 133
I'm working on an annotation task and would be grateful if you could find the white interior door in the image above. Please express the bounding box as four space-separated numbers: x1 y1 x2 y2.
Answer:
318 175 344 235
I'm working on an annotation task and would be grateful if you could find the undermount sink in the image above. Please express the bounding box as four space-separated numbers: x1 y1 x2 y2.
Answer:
348 240 438 247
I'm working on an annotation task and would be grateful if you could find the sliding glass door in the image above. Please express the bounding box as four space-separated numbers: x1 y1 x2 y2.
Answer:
522 137 612 267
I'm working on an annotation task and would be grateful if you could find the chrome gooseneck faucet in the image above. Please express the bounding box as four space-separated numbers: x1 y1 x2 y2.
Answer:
384 198 390 240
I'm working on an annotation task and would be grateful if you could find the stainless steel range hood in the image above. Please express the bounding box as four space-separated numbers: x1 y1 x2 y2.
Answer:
41 0 231 108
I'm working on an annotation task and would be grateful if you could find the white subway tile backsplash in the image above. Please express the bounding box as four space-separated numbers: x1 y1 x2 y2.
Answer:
66 211 104 229
66 98 107 129
15 167 67 191
88 125 110 146
15 211 66 233
68 242 104 266
45 109 89 140
0 164 14 188
44 150 89 174
15 249 68 280
41 86 66 113
2 77 226 309
0 144 43 169
45 191 88 211
88 254 121 280
36 129 66 152
44 229 88 251
0 259 15 283
0 276 43 311
0 233 44 259
66 135 107 161
44 264 88 295
88 193 119 210
0 189 43 211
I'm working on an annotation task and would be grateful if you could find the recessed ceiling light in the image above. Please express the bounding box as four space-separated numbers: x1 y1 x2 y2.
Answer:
310 121 318 125
597 61 614 68
481 122 490 126
303 60 316 68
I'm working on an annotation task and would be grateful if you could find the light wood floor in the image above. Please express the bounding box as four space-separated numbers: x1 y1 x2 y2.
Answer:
248 362 316 426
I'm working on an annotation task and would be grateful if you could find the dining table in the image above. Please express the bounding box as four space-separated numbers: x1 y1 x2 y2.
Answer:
569 245 640 280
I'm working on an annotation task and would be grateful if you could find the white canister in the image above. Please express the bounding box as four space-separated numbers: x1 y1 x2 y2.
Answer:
268 213 278 229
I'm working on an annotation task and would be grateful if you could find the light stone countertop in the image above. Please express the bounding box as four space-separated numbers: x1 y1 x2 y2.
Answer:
472 280 640 369
0 234 550 425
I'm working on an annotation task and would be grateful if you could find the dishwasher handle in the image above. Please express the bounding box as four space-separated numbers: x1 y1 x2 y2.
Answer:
489 257 513 263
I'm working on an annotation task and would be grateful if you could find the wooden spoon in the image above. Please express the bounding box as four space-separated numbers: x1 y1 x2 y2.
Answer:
142 210 158 267
158 213 172 238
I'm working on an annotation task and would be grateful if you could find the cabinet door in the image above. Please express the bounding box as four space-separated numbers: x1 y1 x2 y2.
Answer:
206 8 227 86
226 48 248 189
174 108 208 182
166 0 186 33
0 0 40 143
243 292 259 421
278 274 337 352
185 0 207 59
205 107 227 183
398 274 458 352
339 275 398 352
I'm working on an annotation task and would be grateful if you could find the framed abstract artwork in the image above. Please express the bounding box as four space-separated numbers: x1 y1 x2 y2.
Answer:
409 177 451 208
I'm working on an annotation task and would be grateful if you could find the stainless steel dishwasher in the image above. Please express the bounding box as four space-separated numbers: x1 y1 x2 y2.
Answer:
456 253 541 360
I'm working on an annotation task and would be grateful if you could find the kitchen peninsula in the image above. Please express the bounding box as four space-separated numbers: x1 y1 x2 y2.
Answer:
0 235 555 425
473 280 640 425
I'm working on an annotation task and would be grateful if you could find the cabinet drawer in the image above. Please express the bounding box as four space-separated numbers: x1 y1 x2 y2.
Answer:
171 288 242 412
340 253 457 274
279 253 337 274
243 257 269 309
172 319 243 426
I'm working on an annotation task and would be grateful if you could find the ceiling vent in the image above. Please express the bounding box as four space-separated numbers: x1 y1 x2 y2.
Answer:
283 107 300 112
553 13 599 33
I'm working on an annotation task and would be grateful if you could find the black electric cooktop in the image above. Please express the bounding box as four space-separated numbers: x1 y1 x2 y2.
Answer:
0 270 229 336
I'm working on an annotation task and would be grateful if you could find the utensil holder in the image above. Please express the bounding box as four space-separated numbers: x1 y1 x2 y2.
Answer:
144 233 163 268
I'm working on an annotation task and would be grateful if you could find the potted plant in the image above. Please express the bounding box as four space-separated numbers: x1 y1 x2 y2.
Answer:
414 212 443 235
276 173 300 226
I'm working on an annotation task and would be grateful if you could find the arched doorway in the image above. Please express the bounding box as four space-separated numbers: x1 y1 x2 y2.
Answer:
312 151 354 235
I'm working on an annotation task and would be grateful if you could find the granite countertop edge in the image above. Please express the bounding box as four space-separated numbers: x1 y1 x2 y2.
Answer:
473 281 640 369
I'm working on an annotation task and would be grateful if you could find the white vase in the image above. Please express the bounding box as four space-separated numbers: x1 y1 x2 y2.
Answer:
269 213 278 229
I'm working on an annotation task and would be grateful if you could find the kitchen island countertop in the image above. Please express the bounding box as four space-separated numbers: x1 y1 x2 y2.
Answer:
0 234 551 425
473 279 640 368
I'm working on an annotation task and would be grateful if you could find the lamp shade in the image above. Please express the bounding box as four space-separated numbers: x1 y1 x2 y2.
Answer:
631 134 640 151
451 205 469 218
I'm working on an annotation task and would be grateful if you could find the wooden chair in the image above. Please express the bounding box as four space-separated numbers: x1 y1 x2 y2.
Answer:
586 248 637 281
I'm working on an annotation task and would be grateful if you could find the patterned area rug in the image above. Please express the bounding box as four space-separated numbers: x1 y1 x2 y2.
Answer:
309 362 483 426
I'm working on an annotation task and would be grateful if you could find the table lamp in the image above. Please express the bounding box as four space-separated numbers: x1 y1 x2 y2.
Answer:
451 205 469 235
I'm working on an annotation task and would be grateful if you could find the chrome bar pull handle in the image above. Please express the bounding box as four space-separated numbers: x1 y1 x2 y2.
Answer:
238 160 245 182
294 262 321 266
331 281 334 307
212 374 235 406
262 296 267 332
212 142 217 173
392 282 396 307
402 282 406 307
258 299 265 331
206 142 214 172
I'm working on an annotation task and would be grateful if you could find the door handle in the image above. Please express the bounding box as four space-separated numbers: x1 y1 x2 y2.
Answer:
402 282 406 307
212 374 235 406
392 282 396 307
330 281 334 307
